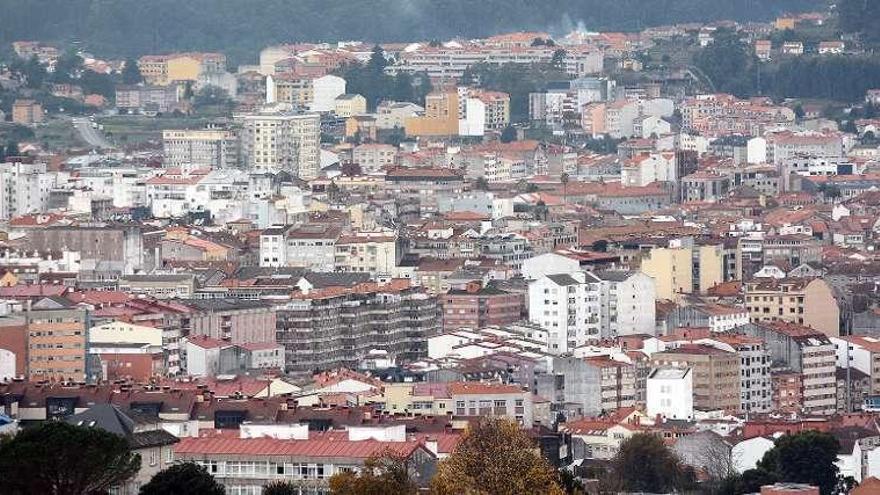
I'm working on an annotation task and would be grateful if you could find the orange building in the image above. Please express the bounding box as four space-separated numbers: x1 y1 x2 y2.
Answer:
26 301 88 382
405 91 460 137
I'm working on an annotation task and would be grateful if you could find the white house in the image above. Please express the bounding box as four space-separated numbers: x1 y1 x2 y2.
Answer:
310 75 346 113
732 436 775 473
646 366 694 420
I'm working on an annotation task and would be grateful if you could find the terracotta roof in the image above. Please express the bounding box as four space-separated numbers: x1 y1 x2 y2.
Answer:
174 436 424 459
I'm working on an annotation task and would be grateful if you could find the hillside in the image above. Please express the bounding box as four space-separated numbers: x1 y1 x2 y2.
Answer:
1 0 823 64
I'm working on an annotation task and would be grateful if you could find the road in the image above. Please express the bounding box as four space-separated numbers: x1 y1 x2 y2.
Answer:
72 117 114 149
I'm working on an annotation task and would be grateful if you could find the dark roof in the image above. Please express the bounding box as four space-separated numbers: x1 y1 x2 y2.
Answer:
302 272 371 288
66 403 135 437
595 270 634 282
130 429 179 449
181 298 272 312
546 274 580 286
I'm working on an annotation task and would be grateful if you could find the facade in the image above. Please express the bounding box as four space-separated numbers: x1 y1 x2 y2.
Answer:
185 299 277 345
275 281 440 375
162 129 239 169
552 356 637 417
26 303 88 382
138 52 227 85
640 244 725 300
11 99 44 125
352 144 397 173
743 322 837 415
440 282 523 331
646 367 694 420
651 344 741 414
334 94 367 118
744 278 840 337
334 232 397 276
240 112 321 179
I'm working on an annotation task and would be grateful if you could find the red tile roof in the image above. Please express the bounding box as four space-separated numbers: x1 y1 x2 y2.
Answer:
174 436 424 459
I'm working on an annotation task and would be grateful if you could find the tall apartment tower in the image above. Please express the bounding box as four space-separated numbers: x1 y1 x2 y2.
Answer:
162 128 240 169
239 112 321 179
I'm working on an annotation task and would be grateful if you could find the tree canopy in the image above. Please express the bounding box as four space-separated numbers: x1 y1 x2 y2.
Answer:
0 421 141 495
430 417 565 495
606 433 696 493
0 0 823 64
139 462 226 495
328 449 419 495
757 430 840 495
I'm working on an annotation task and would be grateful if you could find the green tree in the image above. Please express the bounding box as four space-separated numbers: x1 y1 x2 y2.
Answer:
5 142 20 158
551 49 567 71
430 417 564 495
11 55 47 89
719 468 777 495
0 421 141 495
140 462 225 495
329 450 418 495
757 431 840 495
122 57 143 85
193 85 232 110
52 49 84 83
694 28 757 96
608 433 695 493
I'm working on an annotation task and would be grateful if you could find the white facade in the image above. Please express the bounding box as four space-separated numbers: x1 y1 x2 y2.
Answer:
732 436 775 473
521 253 581 280
0 162 56 220
646 367 694 420
458 97 486 137
621 153 676 187
240 112 321 179
747 137 767 164
528 272 603 354
310 75 346 113
599 271 657 337
0 349 15 381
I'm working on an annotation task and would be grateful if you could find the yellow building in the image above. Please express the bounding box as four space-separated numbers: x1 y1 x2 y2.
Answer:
138 52 227 85
12 99 44 125
640 244 724 300
334 94 367 118
775 17 797 30
405 91 460 137
745 278 840 337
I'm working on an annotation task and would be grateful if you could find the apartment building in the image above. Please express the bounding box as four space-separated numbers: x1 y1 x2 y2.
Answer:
449 382 534 425
712 334 773 414
334 232 397 276
174 426 436 494
26 300 89 382
183 299 277 345
272 74 346 112
744 278 840 337
352 144 397 173
0 161 56 220
334 93 367 118
651 344 741 414
743 321 837 415
405 91 460 137
275 280 440 375
138 52 227 85
11 99 44 125
162 128 239 169
395 45 602 79
239 111 321 179
667 304 750 333
440 281 524 331
647 366 694 420
551 356 637 417
640 244 725 300
831 336 880 397
259 224 342 270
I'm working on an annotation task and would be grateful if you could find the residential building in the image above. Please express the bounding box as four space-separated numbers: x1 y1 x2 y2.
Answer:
551 356 637 417
651 344 741 414
162 128 239 169
334 94 367 118
11 99 44 125
26 299 88 383
640 244 725 300
449 382 534 425
352 144 397 173
744 278 840 337
743 321 837 415
239 111 321 179
138 52 227 86
275 280 440 375
647 366 694 420
334 232 397 276
440 281 524 331
184 299 277 345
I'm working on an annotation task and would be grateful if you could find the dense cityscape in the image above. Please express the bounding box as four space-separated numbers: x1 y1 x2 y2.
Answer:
1 1 880 494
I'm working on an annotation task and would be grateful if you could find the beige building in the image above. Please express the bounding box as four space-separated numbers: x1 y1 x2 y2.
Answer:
745 278 840 337
651 344 741 414
239 111 321 178
138 52 227 85
640 244 724 300
405 91 460 137
334 232 397 276
162 128 239 169
334 94 367 118
352 143 397 173
12 99 44 125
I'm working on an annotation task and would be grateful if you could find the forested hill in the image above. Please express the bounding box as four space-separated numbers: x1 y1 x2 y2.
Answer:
2 0 821 63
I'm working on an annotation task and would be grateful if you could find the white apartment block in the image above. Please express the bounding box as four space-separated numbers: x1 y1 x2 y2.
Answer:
240 111 321 179
647 367 694 420
0 161 58 220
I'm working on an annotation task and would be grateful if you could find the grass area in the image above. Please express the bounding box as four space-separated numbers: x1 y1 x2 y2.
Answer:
97 115 215 146
33 118 89 152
